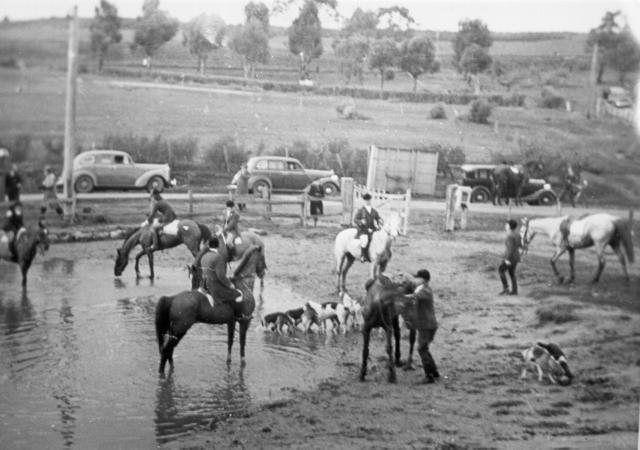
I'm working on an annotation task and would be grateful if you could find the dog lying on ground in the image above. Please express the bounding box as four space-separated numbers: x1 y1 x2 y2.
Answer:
261 312 295 334
521 342 574 385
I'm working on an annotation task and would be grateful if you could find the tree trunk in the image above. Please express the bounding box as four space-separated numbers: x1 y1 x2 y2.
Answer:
335 152 344 176
243 62 250 79
222 144 230 174
596 61 605 84
379 69 385 92
412 76 417 92
98 52 104 72
473 74 481 95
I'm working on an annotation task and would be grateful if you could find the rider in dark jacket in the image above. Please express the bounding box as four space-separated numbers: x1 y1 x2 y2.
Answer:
352 193 383 262
144 189 177 251
2 201 24 261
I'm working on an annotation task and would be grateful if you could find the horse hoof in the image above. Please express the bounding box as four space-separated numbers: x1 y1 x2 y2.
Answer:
403 364 415 372
557 276 565 284
241 358 247 368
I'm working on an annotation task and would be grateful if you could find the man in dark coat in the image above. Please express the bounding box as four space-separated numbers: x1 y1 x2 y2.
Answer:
145 189 177 250
353 193 383 262
305 180 324 227
5 164 22 203
499 219 523 295
197 236 245 320
223 200 241 257
403 269 440 384
2 201 24 262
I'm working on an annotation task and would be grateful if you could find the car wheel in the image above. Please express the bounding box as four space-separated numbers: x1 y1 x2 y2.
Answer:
537 191 556 206
253 180 270 197
74 175 94 193
147 176 165 193
323 182 339 196
471 186 491 203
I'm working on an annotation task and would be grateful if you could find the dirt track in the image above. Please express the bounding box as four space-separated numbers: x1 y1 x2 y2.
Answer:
161 209 640 449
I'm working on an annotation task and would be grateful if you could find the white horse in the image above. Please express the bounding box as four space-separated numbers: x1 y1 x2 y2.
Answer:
520 213 634 284
334 213 402 292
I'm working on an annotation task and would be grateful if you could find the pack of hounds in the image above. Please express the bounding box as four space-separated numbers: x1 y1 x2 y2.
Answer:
262 292 574 386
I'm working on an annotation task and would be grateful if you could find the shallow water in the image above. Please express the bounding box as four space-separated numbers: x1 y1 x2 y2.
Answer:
0 243 350 448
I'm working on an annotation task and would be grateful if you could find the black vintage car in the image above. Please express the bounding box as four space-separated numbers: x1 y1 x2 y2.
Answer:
459 164 557 205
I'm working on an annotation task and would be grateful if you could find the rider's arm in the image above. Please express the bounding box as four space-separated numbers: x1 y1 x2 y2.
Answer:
214 257 234 288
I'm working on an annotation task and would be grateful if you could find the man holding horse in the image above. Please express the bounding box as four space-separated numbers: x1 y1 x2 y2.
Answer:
144 189 177 251
223 200 241 257
196 236 246 321
403 269 440 384
2 201 24 262
353 193 383 262
499 219 523 295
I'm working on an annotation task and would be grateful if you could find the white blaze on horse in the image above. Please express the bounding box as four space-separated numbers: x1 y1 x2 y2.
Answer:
334 212 402 292
520 213 634 284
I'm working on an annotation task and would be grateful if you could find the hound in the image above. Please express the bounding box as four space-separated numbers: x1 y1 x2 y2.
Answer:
521 342 574 385
261 312 295 334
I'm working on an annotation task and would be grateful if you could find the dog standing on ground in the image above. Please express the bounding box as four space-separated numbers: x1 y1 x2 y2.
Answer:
285 307 305 329
521 342 574 385
262 312 295 334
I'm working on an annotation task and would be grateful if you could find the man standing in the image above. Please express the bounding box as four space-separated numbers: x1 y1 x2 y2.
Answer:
144 189 177 251
403 269 440 384
232 163 250 211
353 193 383 262
199 236 245 321
305 179 324 227
5 164 22 203
499 219 523 295
223 200 240 257
40 166 63 218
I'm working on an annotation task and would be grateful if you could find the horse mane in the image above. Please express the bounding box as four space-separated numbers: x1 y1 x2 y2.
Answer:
233 245 261 278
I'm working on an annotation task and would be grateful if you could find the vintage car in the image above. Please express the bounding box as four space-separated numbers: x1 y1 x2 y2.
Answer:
603 86 633 108
232 156 340 196
460 164 557 205
60 150 175 193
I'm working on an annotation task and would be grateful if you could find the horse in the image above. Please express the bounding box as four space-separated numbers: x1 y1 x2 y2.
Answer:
214 225 266 296
114 219 211 279
520 214 634 284
334 212 402 293
0 221 50 288
492 164 530 206
154 244 267 375
359 275 417 383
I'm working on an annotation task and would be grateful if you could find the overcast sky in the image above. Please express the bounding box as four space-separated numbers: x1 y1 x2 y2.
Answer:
1 0 639 33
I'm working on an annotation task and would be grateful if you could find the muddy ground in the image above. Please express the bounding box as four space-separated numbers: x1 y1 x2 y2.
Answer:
134 207 638 450
14 203 640 449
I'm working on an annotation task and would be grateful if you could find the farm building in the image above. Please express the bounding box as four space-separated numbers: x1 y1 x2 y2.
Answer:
366 145 439 195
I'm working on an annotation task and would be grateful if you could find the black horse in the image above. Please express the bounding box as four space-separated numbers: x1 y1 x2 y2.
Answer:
154 245 266 375
0 221 50 288
492 164 530 206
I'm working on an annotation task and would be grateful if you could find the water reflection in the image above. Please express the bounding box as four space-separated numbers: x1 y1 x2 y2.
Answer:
1 290 35 334
154 365 251 445
41 257 75 276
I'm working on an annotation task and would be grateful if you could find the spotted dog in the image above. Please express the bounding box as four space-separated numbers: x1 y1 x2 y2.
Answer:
285 307 305 329
302 300 349 333
261 312 295 334
339 291 362 330
521 342 574 385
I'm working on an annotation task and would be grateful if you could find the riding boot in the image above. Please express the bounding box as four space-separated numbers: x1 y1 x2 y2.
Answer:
360 247 367 263
9 240 18 262
227 244 235 260
150 230 160 251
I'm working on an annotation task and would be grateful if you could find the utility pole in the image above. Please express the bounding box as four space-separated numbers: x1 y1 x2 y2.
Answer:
62 5 79 218
588 42 599 119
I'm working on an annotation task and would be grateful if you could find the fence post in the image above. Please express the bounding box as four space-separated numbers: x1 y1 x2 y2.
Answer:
263 186 272 220
444 184 457 231
341 177 354 226
188 189 193 217
403 188 411 235
301 194 307 226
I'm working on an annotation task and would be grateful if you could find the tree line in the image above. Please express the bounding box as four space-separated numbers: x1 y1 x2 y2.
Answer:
90 1 639 91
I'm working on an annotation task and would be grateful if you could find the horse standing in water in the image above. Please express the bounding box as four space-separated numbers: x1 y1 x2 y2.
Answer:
155 245 267 375
334 213 401 292
0 221 50 288
114 219 211 279
521 213 634 284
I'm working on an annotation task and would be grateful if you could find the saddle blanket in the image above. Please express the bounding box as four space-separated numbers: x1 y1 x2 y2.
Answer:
198 287 215 307
162 220 180 236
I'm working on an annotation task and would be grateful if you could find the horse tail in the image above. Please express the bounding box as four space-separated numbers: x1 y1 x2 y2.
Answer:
155 295 173 350
197 223 212 249
615 219 634 264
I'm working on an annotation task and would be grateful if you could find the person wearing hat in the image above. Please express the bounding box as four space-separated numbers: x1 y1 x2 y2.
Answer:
231 163 250 211
5 164 22 203
499 218 523 295
143 189 177 251
223 200 241 258
403 269 440 383
40 165 63 219
2 201 25 262
353 192 383 262
196 236 246 320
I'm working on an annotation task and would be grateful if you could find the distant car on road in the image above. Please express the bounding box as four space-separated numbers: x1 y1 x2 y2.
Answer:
58 150 175 193
460 164 557 206
603 86 633 108
232 156 340 196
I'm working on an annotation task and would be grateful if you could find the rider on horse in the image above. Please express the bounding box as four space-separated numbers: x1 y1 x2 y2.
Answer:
353 193 384 263
195 236 246 321
143 189 177 251
223 200 240 258
2 201 24 262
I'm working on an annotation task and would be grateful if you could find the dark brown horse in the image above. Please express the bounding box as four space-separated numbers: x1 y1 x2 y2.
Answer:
0 221 50 288
359 275 417 383
114 220 211 279
154 245 266 375
492 164 529 206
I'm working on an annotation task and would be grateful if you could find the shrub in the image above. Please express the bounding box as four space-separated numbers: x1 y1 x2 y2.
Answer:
540 85 565 109
101 133 199 165
384 69 395 81
203 135 248 173
469 100 492 124
262 82 275 91
429 104 447 119
2 134 32 163
536 304 580 326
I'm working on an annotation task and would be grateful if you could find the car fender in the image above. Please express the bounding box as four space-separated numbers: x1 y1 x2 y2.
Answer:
72 169 97 185
135 169 169 188
522 187 556 203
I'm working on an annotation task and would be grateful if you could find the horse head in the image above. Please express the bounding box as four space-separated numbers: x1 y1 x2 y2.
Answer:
114 247 128 276
383 212 402 238
187 263 202 290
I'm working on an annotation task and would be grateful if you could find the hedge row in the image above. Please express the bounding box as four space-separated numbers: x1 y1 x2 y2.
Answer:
102 67 525 107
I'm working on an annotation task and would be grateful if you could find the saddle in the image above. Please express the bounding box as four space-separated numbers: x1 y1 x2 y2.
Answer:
198 287 244 309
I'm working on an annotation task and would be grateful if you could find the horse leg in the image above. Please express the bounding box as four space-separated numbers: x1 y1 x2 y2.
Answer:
385 325 397 383
20 262 28 289
591 244 607 284
612 244 630 283
226 321 236 365
340 255 354 293
404 329 416 370
393 316 402 367
148 251 155 280
134 249 146 278
567 248 576 284
159 332 185 375
359 325 371 382
239 319 250 366
550 247 567 284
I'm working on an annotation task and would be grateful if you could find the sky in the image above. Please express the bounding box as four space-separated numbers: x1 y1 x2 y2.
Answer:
1 0 640 33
